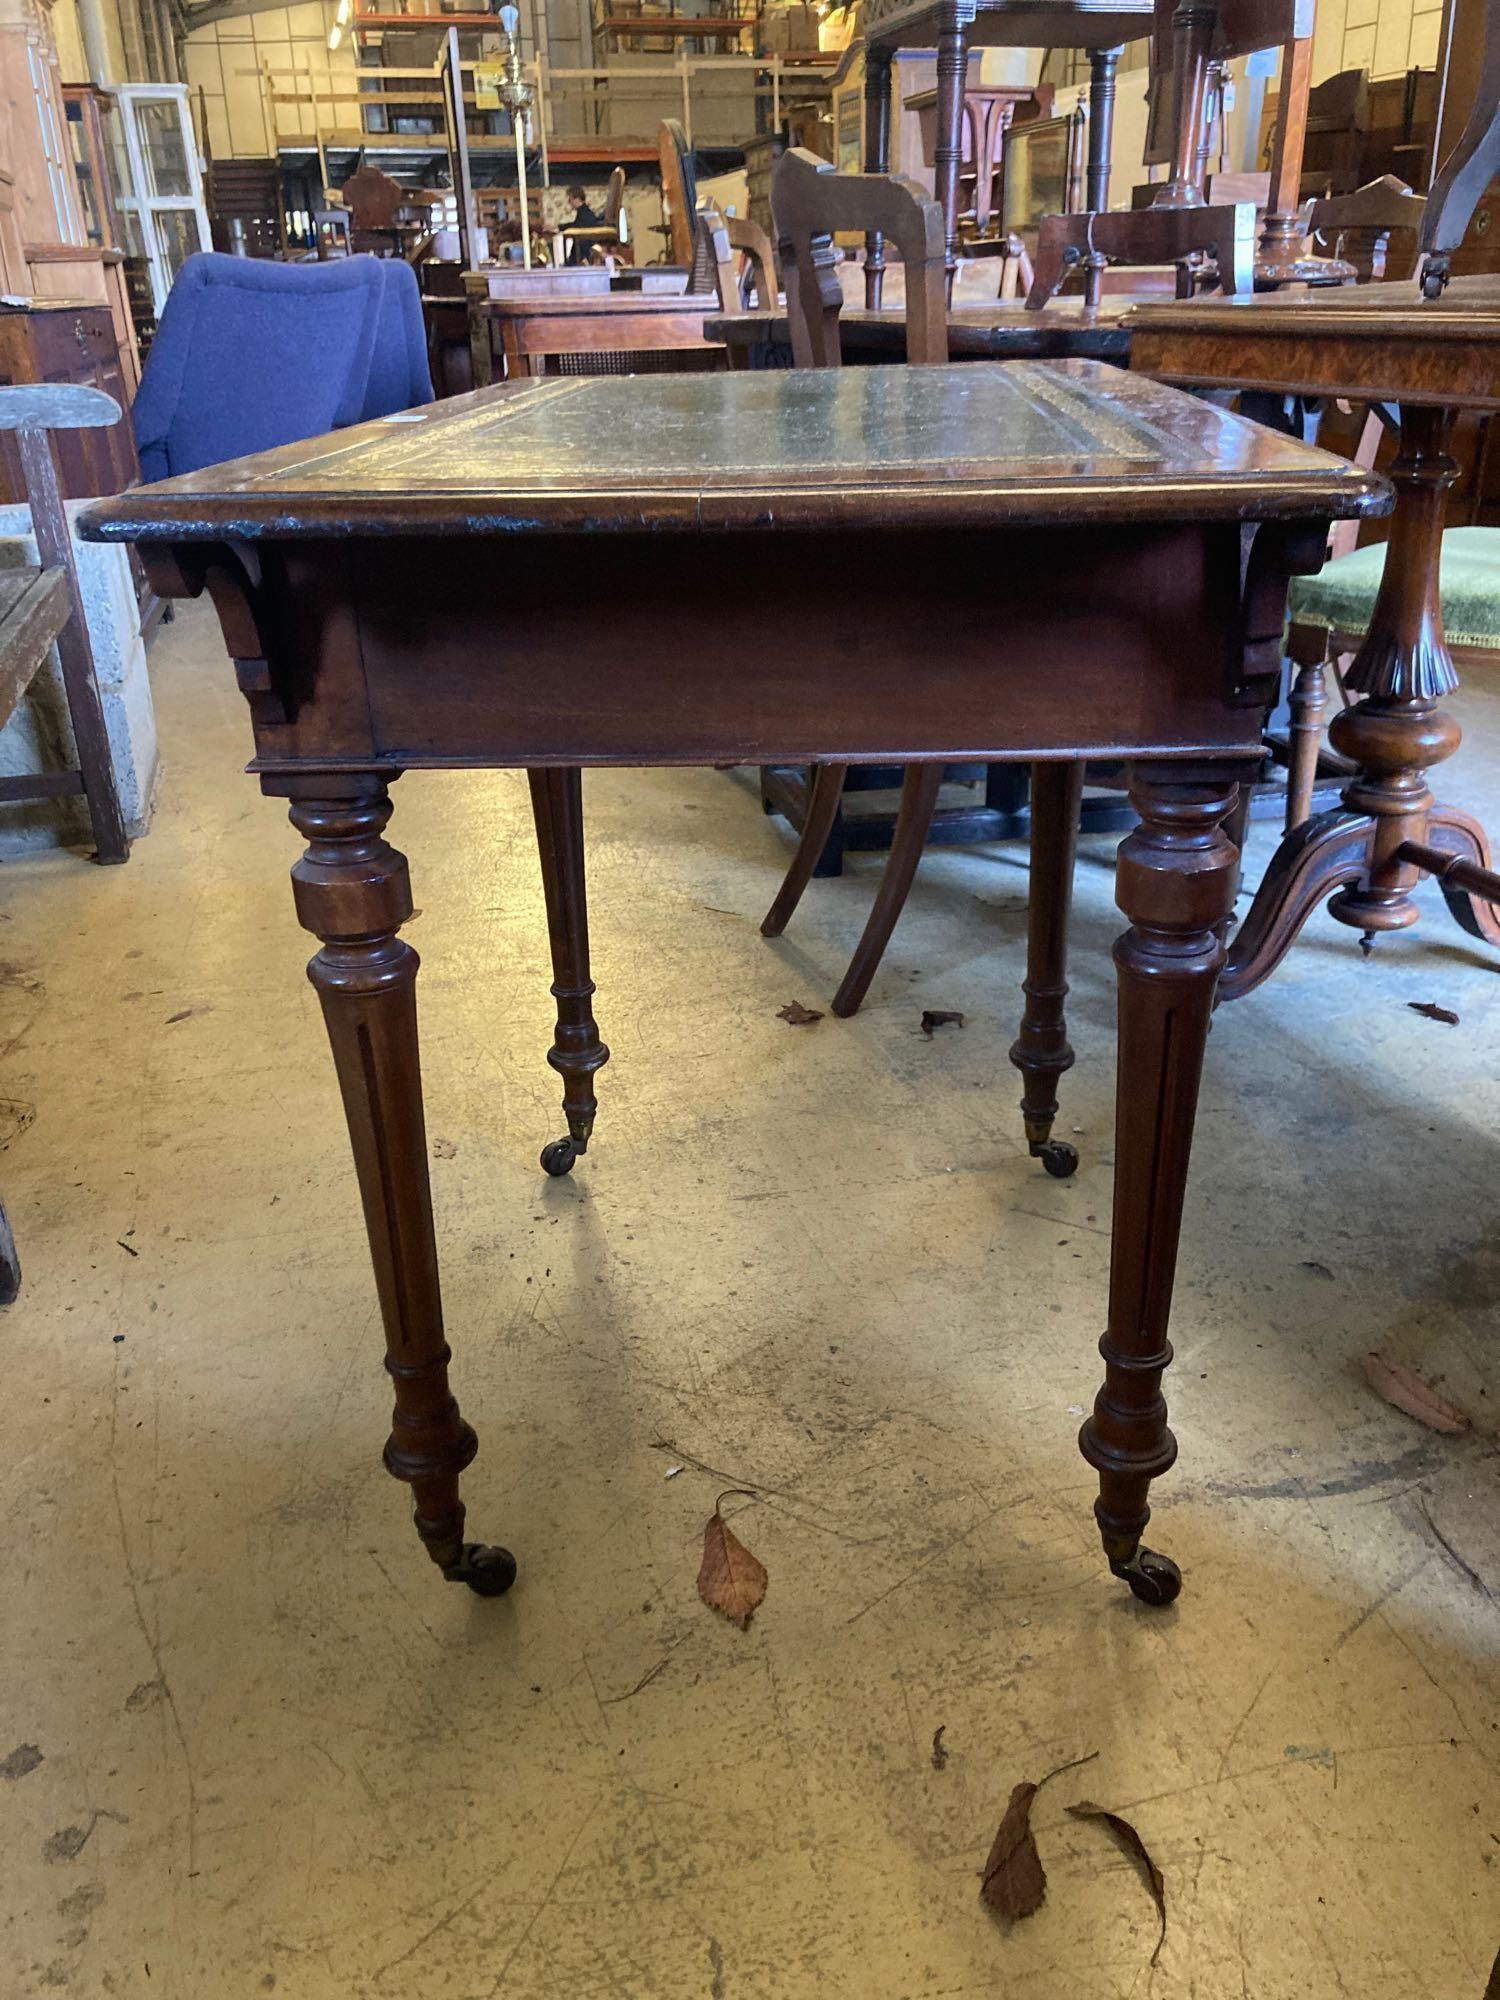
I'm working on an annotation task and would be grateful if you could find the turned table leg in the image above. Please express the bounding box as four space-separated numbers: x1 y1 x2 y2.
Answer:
1009 760 1083 1178
1081 767 1240 1606
282 775 515 1597
528 767 610 1179
863 43 893 309
933 2 969 287
1083 48 1122 307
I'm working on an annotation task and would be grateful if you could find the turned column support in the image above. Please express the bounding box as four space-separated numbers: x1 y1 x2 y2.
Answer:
1325 403 1462 944
276 773 515 1597
1081 766 1241 1606
933 5 969 284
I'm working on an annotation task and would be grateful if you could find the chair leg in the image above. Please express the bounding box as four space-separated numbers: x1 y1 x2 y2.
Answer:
831 762 944 1018
0 1197 20 1304
528 767 609 1179
761 762 849 936
1009 759 1083 1177
1285 621 1331 834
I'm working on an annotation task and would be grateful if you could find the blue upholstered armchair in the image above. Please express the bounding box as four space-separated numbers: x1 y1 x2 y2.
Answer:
132 254 431 482
361 259 435 421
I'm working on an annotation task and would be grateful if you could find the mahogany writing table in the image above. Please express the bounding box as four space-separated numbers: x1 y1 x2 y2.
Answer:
82 364 1385 1609
1125 275 1500 989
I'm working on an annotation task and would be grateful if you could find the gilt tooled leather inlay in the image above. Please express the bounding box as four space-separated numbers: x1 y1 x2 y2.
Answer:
79 360 1389 541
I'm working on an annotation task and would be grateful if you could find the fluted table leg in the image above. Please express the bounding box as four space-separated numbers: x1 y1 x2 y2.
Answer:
281 774 515 1597
1081 765 1240 1606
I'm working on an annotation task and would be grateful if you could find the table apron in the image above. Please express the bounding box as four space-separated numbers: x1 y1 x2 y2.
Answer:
1130 329 1500 411
204 523 1280 772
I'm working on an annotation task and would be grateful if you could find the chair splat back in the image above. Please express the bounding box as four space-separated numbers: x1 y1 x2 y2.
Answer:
772 147 946 368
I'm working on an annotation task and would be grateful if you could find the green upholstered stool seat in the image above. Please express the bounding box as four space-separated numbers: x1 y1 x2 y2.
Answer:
1288 526 1500 650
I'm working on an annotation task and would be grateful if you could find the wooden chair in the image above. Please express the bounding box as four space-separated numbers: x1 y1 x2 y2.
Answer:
753 150 1081 1176
695 198 779 312
0 381 133 1295
559 167 628 263
657 118 698 269
774 146 946 370
1304 174 1427 284
0 383 128 865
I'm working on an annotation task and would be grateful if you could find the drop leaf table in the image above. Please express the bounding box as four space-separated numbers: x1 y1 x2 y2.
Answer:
82 364 1386 1607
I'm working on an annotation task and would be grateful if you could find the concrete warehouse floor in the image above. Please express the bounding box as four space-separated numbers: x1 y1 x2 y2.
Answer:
2 598 1499 2000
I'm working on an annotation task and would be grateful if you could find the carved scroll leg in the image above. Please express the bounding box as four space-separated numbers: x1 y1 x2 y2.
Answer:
1425 804 1500 948
284 776 515 1597
831 762 944 1018
528 767 610 1179
1080 768 1240 1607
1009 760 1083 1178
1217 808 1372 1003
761 763 849 938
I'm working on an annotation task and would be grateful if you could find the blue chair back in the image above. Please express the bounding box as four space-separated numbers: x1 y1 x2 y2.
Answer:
132 253 384 481
361 259 435 421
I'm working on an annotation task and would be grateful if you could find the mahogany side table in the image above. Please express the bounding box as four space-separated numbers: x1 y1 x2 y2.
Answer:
82 364 1385 1609
1125 275 1500 994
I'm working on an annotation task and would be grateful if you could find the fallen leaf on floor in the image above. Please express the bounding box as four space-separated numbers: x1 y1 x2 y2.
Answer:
980 1784 1047 1918
1364 1352 1471 1435
432 1137 459 1159
776 1001 822 1026
921 1010 965 1035
697 1492 767 1631
1408 1001 1460 1025
164 1008 195 1025
979 1750 1098 1919
1301 1260 1336 1280
931 1725 949 1771
1066 1801 1167 1966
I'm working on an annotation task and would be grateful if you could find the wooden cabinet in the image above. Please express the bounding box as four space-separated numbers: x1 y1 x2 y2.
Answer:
0 0 108 305
0 301 138 502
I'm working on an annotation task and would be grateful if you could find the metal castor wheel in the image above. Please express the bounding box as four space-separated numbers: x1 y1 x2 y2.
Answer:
441 1542 518 1597
540 1136 578 1177
1033 1138 1079 1179
1109 1545 1181 1607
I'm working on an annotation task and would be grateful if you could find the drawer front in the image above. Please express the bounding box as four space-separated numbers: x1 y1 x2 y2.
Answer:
28 308 118 382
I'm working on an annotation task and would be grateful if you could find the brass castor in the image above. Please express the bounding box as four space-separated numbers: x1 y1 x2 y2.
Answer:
1033 1137 1079 1179
1109 1545 1181 1607
540 1136 578 1177
441 1543 518 1597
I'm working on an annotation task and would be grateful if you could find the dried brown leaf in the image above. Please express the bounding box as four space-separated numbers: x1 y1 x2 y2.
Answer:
1409 1001 1460 1025
979 1750 1097 1920
980 1782 1046 1918
931 1725 949 1771
1364 1352 1472 1435
696 1494 767 1630
1067 1801 1167 1966
776 1001 823 1026
921 1009 965 1035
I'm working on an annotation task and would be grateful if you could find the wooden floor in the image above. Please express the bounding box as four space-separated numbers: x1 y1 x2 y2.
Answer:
2 599 1498 1999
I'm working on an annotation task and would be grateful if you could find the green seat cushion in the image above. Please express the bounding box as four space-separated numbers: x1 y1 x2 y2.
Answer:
1288 526 1500 650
